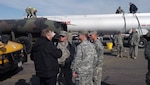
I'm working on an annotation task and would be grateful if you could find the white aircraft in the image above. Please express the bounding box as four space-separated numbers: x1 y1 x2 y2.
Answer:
41 13 150 47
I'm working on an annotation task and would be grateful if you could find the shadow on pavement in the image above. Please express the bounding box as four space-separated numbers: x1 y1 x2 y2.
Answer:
15 75 40 85
15 79 30 85
102 82 111 85
0 67 23 81
28 75 114 85
102 76 116 85
104 52 116 57
102 82 116 85
15 75 115 85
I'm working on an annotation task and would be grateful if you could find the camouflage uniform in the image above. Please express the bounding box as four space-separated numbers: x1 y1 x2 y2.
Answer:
92 39 104 85
57 31 75 85
25 7 37 18
72 40 97 85
114 34 124 57
128 31 140 59
25 7 32 18
31 8 37 18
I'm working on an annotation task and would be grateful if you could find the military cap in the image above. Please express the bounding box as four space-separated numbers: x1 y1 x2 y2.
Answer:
132 28 136 30
78 31 88 35
59 31 67 36
88 31 97 35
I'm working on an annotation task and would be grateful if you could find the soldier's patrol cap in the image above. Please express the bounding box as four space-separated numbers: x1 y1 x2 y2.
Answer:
78 31 88 35
132 28 136 30
88 31 97 35
59 31 67 36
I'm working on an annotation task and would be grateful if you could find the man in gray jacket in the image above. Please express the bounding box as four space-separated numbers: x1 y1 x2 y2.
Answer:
128 28 140 59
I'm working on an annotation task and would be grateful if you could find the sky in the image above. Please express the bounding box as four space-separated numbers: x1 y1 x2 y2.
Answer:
0 0 149 19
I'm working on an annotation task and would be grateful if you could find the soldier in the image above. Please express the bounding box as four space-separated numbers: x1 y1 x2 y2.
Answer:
128 28 140 59
116 6 124 14
72 31 97 85
25 7 37 18
25 7 32 18
88 31 104 85
114 31 124 57
144 31 150 85
57 31 75 85
129 2 138 13
31 8 37 18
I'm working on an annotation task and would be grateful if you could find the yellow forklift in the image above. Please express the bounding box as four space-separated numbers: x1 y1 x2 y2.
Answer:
0 36 27 73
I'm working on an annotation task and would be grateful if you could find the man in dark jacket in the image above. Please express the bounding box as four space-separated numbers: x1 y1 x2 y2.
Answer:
129 2 138 13
57 31 76 85
144 31 150 85
30 28 62 85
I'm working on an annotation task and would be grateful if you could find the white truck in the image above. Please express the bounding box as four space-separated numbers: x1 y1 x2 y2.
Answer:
44 13 150 47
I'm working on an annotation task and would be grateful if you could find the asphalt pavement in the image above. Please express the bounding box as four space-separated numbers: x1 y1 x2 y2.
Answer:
102 47 147 85
0 47 148 85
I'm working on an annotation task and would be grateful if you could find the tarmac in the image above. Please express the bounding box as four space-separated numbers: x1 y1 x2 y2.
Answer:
0 47 148 85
